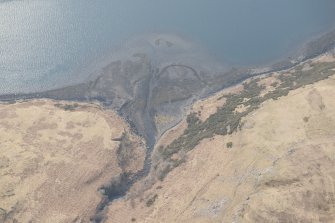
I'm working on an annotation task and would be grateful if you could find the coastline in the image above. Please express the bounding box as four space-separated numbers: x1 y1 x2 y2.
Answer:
1 29 335 145
1 30 335 223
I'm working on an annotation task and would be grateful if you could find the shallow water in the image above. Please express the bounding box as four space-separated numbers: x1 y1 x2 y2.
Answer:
1 0 335 93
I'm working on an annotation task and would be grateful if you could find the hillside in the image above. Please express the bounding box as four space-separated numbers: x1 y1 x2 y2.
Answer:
0 100 145 223
105 54 335 223
1 52 335 223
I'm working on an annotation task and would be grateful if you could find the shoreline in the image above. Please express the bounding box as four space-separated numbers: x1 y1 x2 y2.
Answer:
0 35 334 223
0 30 335 143
1 27 335 97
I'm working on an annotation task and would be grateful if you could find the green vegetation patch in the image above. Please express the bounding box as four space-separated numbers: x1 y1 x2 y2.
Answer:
156 62 335 180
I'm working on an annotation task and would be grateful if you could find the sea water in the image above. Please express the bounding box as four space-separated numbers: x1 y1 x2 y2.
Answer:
0 0 335 93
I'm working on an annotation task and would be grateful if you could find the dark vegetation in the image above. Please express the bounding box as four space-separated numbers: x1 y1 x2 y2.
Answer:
92 173 133 223
303 116 310 123
146 194 158 207
100 173 131 201
156 62 335 180
116 132 134 171
226 142 233 148
54 103 80 111
93 132 138 223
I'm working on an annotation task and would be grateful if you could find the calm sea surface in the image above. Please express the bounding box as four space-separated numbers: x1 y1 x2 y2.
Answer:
1 0 335 93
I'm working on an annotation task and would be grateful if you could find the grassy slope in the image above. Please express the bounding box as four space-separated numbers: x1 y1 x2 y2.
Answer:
156 61 335 180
